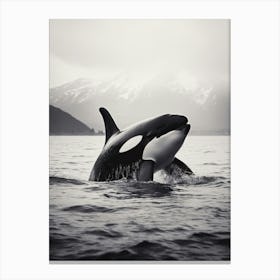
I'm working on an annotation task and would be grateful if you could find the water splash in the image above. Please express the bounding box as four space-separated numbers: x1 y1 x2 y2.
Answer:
155 171 225 185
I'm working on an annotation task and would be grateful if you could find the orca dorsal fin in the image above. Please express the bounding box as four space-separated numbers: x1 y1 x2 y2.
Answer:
99 107 120 143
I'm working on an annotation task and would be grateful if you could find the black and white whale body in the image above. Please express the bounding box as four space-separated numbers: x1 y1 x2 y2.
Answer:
89 107 193 181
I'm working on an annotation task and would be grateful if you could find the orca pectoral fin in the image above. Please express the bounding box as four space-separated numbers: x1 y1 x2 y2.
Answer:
137 160 155 181
164 157 194 176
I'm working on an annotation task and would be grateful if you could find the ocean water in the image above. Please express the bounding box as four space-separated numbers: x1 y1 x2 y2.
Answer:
49 135 230 261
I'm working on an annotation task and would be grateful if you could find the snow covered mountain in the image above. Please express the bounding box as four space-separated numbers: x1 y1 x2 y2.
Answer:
49 74 230 134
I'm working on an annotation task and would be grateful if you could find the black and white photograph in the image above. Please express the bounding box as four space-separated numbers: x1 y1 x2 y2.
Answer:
49 19 230 261
1 0 280 279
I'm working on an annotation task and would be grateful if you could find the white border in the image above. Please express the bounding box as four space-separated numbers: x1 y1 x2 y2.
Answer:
0 1 279 280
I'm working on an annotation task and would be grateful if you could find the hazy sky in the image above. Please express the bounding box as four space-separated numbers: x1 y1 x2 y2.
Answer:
49 19 229 88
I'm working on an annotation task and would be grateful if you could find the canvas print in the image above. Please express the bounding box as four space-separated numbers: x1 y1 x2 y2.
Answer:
49 19 230 261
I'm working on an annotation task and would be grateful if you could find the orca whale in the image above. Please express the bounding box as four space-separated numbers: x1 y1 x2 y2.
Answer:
89 107 193 181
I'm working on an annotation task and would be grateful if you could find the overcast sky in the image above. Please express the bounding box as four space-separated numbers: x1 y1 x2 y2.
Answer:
50 19 229 88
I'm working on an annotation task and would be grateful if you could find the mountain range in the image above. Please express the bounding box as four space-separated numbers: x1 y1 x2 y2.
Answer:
49 75 230 135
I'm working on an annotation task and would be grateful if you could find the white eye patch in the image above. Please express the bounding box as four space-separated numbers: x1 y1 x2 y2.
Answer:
119 136 143 153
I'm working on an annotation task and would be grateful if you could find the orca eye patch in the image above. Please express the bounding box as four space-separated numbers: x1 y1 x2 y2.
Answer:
119 136 143 153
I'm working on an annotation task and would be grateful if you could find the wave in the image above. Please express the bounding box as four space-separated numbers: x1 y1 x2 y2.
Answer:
50 234 81 248
61 204 133 213
83 229 123 238
50 233 230 260
62 205 112 213
130 240 168 253
189 231 230 246
156 172 226 185
49 227 230 261
77 240 172 260
49 176 86 185
74 249 140 261
168 231 230 260
105 180 173 199
132 226 165 233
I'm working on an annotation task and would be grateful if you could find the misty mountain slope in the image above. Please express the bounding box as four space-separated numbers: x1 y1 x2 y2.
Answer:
50 105 94 135
49 76 230 134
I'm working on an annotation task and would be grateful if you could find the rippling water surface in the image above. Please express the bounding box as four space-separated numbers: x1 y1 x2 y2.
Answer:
49 135 230 261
